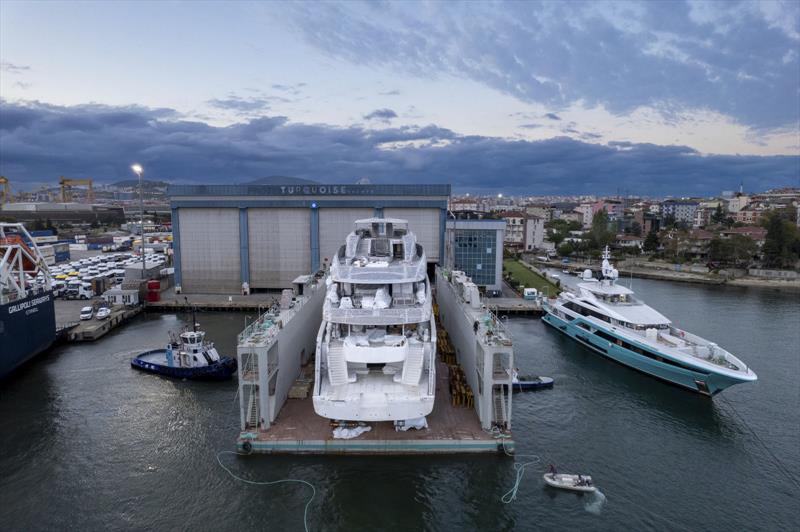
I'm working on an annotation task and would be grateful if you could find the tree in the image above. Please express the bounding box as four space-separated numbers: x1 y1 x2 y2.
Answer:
711 204 727 225
590 210 614 250
643 231 660 252
558 242 574 257
548 229 566 247
762 211 800 268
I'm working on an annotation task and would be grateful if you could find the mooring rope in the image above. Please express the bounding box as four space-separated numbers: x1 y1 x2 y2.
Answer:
718 396 800 489
485 427 543 504
216 450 316 532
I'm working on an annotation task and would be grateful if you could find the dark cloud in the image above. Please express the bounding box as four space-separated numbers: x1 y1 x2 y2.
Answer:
0 62 31 74
379 89 401 96
519 123 541 129
364 108 398 121
0 100 796 195
280 1 800 130
544 113 561 121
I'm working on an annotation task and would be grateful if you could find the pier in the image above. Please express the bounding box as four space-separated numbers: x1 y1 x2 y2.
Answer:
485 297 543 316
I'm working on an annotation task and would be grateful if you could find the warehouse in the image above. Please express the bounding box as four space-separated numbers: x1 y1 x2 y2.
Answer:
168 183 451 293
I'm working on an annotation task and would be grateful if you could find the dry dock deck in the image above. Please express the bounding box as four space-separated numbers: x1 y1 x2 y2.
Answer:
238 360 514 455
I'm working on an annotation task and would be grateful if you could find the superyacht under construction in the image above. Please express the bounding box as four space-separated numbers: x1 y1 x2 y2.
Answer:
235 218 516 454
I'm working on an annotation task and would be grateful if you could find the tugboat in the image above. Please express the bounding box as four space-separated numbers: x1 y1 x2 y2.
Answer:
131 309 236 380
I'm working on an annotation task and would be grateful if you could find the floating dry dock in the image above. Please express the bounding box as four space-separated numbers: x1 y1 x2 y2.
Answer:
236 270 516 455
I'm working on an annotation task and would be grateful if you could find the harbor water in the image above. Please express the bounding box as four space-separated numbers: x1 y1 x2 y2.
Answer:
1 278 798 531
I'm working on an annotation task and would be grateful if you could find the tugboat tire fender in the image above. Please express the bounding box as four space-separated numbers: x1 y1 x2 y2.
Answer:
242 441 252 453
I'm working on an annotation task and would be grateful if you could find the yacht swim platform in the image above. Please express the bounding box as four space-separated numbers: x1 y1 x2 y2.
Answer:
237 358 514 455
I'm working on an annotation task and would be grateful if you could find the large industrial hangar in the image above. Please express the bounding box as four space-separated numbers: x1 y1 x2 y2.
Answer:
168 184 451 293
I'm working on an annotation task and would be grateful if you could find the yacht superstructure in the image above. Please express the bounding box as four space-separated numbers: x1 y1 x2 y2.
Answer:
313 218 436 421
542 248 757 395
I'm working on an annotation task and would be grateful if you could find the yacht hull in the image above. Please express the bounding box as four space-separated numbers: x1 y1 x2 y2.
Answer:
542 312 749 396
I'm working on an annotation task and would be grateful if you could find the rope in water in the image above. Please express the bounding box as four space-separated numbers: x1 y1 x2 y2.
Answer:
718 396 800 489
216 450 316 532
486 428 543 503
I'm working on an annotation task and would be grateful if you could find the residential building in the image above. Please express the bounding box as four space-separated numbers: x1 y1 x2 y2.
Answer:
525 204 553 221
614 234 644 249
720 226 767 246
727 194 750 213
662 200 699 225
523 216 545 251
450 198 478 212
501 211 526 246
576 203 594 228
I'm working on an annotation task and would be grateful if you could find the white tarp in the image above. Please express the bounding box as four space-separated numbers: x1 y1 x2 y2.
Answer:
332 426 372 439
395 417 428 432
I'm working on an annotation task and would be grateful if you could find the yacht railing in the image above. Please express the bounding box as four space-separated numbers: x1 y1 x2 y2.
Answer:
439 268 513 346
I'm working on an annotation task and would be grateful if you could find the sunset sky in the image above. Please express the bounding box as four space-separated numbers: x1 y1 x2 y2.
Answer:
1 1 798 195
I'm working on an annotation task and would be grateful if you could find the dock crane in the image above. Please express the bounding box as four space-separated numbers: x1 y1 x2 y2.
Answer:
0 176 11 203
59 176 94 203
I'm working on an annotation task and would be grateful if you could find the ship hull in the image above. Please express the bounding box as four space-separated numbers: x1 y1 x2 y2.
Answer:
0 290 56 379
541 311 747 396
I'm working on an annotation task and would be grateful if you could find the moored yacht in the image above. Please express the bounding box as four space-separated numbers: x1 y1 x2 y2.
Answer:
313 218 436 421
542 247 757 395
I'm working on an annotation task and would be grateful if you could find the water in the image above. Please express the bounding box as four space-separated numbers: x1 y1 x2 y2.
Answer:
1 280 798 531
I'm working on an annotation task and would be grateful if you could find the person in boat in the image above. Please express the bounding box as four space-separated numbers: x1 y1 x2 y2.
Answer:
548 464 557 477
512 368 520 384
577 474 583 486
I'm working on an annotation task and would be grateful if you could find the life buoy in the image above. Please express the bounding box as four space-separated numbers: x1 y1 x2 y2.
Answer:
242 441 252 453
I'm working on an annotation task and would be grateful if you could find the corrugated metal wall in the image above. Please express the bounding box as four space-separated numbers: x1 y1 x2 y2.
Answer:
248 208 311 288
383 208 441 261
318 208 373 266
179 208 240 292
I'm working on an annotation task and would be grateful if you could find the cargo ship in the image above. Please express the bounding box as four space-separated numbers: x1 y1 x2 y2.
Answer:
1 223 56 379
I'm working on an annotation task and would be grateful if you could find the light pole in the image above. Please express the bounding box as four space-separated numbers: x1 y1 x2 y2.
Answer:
131 164 145 280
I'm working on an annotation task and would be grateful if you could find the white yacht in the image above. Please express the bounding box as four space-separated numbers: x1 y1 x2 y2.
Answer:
313 218 436 421
542 248 757 396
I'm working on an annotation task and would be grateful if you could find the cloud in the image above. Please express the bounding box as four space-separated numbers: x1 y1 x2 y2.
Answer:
0 62 31 74
207 96 272 113
364 108 398 122
544 113 561 121
379 89 401 96
270 83 307 95
277 1 800 130
519 123 541 129
0 100 796 195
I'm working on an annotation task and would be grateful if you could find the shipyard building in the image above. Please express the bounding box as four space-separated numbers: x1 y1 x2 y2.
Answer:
444 217 505 292
168 184 451 293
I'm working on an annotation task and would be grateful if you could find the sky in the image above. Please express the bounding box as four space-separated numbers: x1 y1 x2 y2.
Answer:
0 0 798 195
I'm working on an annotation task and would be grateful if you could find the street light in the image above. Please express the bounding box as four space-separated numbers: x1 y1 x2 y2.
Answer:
131 164 145 281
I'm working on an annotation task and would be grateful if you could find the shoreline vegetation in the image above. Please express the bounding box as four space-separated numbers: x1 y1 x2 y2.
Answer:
524 258 800 292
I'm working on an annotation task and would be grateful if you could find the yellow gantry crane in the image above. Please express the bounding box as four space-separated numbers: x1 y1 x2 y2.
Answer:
0 176 11 203
59 176 94 203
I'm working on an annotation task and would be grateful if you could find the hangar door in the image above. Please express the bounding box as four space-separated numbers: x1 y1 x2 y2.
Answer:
178 208 240 293
248 208 311 288
383 208 441 262
318 208 374 267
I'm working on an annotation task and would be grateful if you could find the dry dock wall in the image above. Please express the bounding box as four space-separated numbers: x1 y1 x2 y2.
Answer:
238 281 325 429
